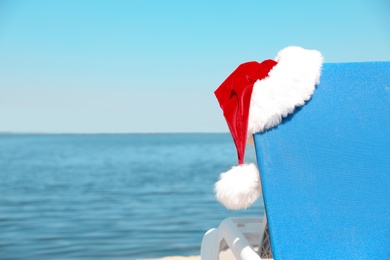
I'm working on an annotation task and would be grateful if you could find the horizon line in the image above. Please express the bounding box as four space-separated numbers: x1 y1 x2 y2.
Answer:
0 131 230 135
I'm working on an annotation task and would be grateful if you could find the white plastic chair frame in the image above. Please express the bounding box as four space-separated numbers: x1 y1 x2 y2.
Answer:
201 215 273 260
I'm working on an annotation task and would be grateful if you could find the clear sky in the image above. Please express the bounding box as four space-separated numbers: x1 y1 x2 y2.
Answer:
1 0 389 133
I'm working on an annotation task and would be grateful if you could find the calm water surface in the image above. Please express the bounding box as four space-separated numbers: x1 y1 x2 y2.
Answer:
0 134 264 259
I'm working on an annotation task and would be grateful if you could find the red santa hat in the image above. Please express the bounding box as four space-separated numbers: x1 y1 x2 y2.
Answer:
214 46 323 210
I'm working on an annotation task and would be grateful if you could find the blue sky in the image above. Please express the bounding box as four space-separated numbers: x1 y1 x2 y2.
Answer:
1 0 389 133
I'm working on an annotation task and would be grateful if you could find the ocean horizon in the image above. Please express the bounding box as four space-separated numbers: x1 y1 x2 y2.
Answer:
0 133 265 259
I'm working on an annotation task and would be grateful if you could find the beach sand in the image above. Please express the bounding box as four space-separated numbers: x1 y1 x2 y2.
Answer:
160 249 235 260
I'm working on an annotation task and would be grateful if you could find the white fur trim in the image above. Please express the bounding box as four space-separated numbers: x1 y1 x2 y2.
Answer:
247 46 323 134
215 163 261 210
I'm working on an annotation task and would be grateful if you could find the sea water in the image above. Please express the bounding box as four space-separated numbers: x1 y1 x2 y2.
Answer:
0 134 265 259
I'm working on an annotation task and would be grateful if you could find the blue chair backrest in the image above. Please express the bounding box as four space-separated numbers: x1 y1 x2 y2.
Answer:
254 62 390 259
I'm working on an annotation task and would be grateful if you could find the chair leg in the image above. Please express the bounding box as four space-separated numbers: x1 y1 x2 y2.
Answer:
201 217 272 260
200 228 222 260
257 216 273 259
219 218 261 260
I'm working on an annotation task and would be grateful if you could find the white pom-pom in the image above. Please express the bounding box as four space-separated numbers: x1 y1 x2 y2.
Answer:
214 163 261 210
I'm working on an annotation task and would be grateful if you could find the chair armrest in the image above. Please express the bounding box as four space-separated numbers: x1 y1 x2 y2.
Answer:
218 218 263 260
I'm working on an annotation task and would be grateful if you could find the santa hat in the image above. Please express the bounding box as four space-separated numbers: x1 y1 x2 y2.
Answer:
214 46 323 210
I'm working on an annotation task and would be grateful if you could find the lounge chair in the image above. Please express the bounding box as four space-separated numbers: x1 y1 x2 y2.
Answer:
201 61 390 259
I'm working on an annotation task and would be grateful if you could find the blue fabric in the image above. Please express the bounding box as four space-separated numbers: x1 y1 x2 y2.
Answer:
254 62 390 259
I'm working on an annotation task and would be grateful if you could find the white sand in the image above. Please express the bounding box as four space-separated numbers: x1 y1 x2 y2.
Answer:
159 249 235 260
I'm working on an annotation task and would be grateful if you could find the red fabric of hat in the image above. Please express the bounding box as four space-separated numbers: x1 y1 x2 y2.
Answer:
215 59 277 165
